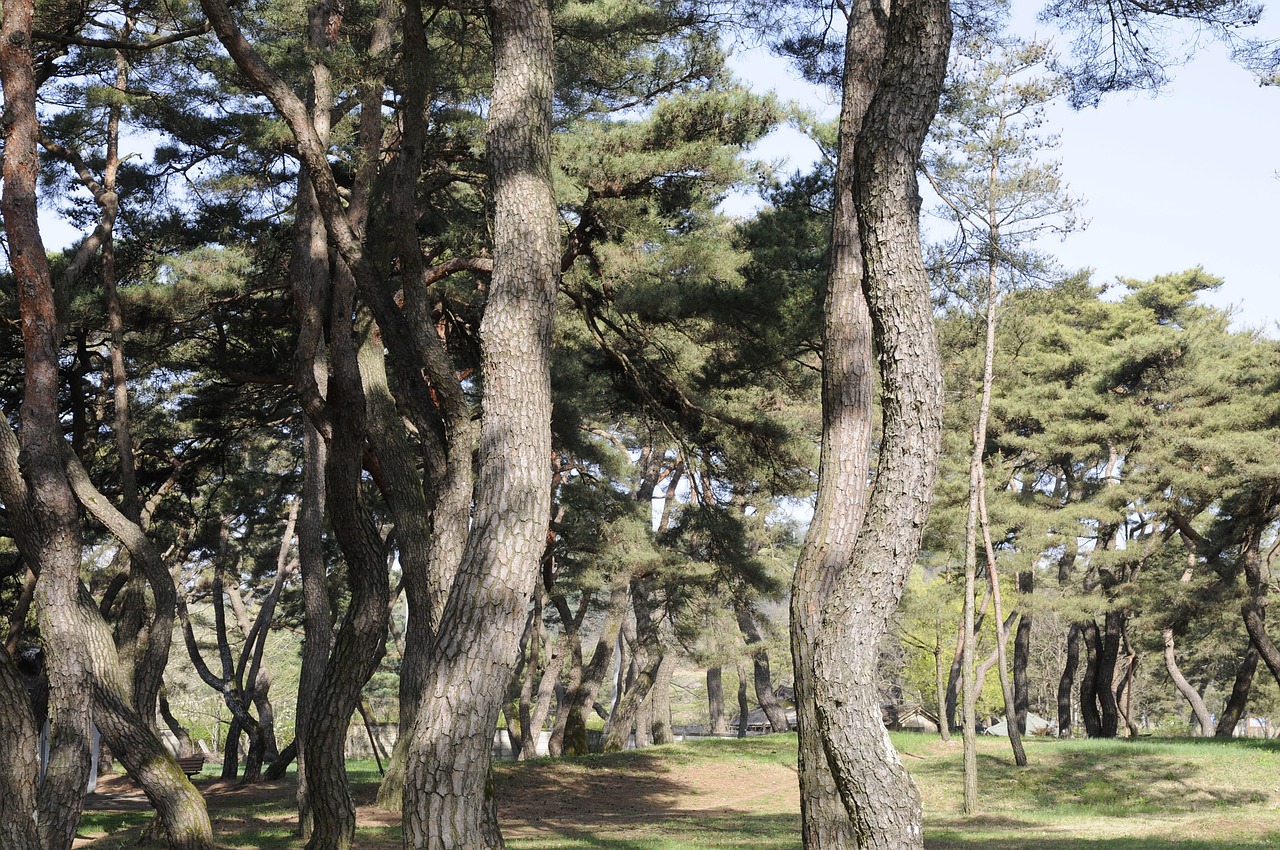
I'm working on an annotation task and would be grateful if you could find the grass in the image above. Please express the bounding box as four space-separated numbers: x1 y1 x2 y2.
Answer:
77 735 1280 849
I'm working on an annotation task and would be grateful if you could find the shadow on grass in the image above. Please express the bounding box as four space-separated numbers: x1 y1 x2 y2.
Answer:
910 743 1261 815
506 812 801 850
926 826 1280 850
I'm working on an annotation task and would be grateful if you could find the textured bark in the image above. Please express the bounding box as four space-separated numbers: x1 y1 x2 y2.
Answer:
1057 623 1081 737
736 662 750 738
1240 524 1280 691
806 0 950 845
401 0 558 841
81 594 214 850
0 648 40 850
788 0 884 842
1216 644 1259 737
1 0 96 840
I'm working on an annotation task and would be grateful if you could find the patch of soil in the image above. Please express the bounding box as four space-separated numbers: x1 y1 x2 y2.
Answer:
80 752 800 846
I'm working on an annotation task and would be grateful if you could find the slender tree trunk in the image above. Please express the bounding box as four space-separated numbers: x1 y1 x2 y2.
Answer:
1163 628 1212 735
1013 571 1032 734
735 603 789 732
736 662 750 739
977 476 1025 765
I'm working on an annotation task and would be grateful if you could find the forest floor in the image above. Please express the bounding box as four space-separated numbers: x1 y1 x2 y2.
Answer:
77 734 1280 849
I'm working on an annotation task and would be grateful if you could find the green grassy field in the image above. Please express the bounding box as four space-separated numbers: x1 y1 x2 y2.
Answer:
77 734 1280 849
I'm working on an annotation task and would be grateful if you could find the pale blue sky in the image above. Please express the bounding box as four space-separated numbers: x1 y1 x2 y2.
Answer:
728 3 1280 334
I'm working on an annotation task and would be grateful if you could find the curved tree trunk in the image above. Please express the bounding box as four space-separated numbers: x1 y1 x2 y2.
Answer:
735 603 789 732
1080 620 1104 737
1216 643 1259 738
806 0 951 846
1163 628 1213 735
788 0 884 843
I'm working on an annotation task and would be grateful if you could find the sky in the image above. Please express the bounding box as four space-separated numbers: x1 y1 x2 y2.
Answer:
727 2 1280 335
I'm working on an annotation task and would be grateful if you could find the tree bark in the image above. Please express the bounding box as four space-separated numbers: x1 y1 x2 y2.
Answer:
1080 620 1103 737
807 0 950 847
788 0 885 843
1013 571 1033 734
1 0 97 840
0 648 41 850
401 0 558 841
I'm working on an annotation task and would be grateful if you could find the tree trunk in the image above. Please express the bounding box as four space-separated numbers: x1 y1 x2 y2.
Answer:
736 662 750 739
1097 611 1123 737
707 667 729 734
0 649 41 850
1 0 98 840
1163 628 1213 735
735 603 789 732
1080 620 1103 737
807 0 950 846
787 0 884 843
1013 571 1033 734
1057 623 1080 737
649 653 678 745
1216 644 1259 738
401 0 558 840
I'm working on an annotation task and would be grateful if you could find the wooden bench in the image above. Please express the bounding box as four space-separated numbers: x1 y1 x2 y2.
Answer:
175 755 206 778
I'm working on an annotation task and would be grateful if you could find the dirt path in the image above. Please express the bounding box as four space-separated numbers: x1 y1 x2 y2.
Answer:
80 753 800 847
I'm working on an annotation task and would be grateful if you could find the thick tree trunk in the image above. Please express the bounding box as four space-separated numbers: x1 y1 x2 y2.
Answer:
1 2 97 841
1098 612 1123 737
788 0 884 844
807 0 950 846
1216 644 1259 737
1057 623 1081 737
401 0 557 841
0 649 41 850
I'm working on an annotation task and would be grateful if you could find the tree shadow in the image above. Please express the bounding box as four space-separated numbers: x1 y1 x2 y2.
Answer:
909 744 1262 814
